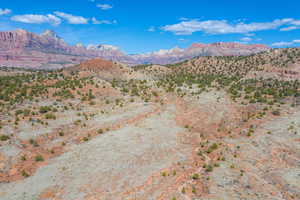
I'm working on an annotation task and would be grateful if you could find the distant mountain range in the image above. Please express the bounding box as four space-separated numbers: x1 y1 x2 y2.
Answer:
0 29 270 69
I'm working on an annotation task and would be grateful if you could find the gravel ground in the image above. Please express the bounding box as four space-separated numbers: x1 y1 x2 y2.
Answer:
16 102 152 141
208 109 300 200
0 104 192 200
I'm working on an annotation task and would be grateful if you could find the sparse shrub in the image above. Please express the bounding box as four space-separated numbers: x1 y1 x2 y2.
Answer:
45 113 56 120
29 139 39 147
207 143 218 153
192 186 196 193
0 135 10 141
272 110 281 116
97 129 103 134
197 150 203 156
192 173 199 180
15 110 23 116
172 170 177 176
39 106 51 114
205 165 213 172
35 155 44 162
21 155 26 161
21 170 29 177
181 187 186 194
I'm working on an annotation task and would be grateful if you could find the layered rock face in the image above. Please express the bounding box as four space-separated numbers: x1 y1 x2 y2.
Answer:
0 29 85 55
0 29 270 69
134 42 270 65
0 29 29 50
0 29 130 69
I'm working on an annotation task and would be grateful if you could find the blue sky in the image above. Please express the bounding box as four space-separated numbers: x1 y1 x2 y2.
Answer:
0 0 300 54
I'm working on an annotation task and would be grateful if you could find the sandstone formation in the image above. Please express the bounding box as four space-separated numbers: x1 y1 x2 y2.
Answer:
0 29 270 69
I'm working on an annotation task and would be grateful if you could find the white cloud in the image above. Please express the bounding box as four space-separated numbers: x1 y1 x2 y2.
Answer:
245 33 255 36
147 26 155 32
11 14 61 25
92 17 117 24
272 39 300 47
162 18 300 35
97 4 113 10
280 26 299 31
92 17 101 24
54 12 88 24
272 41 292 46
290 20 300 25
0 8 11 16
240 37 252 42
179 17 189 21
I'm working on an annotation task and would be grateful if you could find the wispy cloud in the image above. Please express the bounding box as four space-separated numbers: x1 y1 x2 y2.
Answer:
290 20 300 26
280 26 299 31
147 26 155 32
11 14 61 25
240 37 252 42
97 4 113 10
0 8 11 16
245 33 255 36
54 12 88 24
162 18 300 35
272 39 300 47
179 17 189 21
92 17 117 24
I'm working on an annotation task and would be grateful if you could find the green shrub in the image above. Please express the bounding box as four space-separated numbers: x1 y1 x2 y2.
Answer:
192 173 200 180
45 113 56 120
29 139 39 147
0 135 10 141
192 186 196 193
35 155 44 162
181 187 186 194
205 165 213 172
39 106 51 113
21 155 27 161
97 129 103 134
161 172 167 177
21 170 29 177
207 143 218 153
272 110 281 116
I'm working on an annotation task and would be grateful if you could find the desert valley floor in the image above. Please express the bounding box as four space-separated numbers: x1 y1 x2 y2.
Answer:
0 48 300 200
